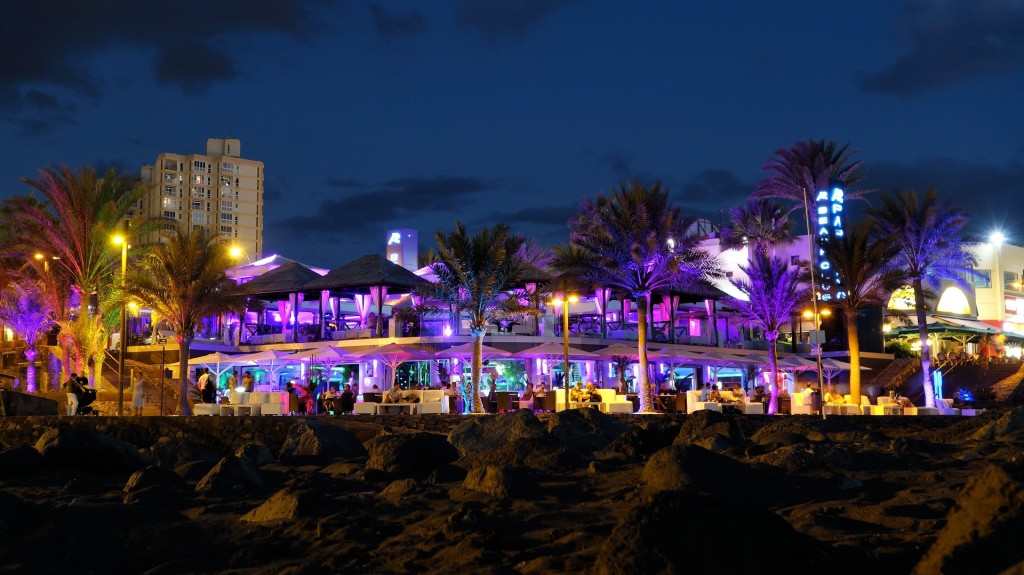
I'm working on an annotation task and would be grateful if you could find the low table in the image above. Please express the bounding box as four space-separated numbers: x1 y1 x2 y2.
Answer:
376 403 415 415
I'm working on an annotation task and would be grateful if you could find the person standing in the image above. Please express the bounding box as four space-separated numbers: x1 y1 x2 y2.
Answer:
132 377 146 415
242 371 254 392
64 372 79 416
227 370 238 391
197 368 210 395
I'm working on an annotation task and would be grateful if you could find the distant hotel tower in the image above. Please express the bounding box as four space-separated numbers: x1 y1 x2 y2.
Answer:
137 138 264 259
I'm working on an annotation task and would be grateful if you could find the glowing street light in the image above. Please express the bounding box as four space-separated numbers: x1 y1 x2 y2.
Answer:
549 294 579 410
112 234 128 416
229 245 251 263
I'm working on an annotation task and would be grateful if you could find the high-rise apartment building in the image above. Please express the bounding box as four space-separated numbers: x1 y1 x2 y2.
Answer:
137 138 263 259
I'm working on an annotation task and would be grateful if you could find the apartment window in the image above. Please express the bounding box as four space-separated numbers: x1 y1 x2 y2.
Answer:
190 200 203 210
163 159 178 171
1005 271 1019 290
220 226 232 236
222 162 236 174
163 210 177 219
193 161 206 173
974 270 992 288
192 212 207 224
220 213 233 223
163 173 177 183
163 186 176 196
161 197 178 210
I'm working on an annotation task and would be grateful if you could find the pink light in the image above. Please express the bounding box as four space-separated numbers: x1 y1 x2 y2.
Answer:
443 324 453 337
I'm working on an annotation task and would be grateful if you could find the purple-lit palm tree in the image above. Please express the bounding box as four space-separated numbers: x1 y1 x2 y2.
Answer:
120 227 241 415
724 254 809 415
0 282 54 392
431 222 529 413
868 188 977 408
754 139 868 204
560 182 721 413
719 199 798 257
816 219 904 402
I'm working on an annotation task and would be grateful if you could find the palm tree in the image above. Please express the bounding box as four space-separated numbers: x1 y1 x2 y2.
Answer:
559 182 721 413
868 188 977 408
56 313 107 388
120 227 240 415
816 219 903 401
724 254 809 415
719 199 798 256
431 222 530 413
754 140 868 203
7 166 149 312
0 282 54 392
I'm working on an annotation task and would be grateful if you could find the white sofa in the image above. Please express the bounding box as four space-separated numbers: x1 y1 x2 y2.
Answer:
719 390 764 415
791 391 816 415
224 390 288 415
593 389 634 413
685 390 722 413
404 389 448 414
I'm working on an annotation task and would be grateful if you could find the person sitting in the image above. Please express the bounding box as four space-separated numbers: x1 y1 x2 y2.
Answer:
824 384 844 405
731 383 747 403
751 385 768 404
535 381 548 397
584 381 601 402
708 387 723 402
700 383 712 402
521 383 535 402
383 382 405 404
569 381 588 403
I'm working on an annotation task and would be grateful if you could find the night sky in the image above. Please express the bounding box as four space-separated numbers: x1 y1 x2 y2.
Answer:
2 1 1023 269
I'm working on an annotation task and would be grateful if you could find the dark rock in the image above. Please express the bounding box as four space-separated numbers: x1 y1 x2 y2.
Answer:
124 465 188 492
428 463 468 484
365 432 459 478
448 410 548 457
463 465 537 499
0 444 41 476
606 417 681 457
753 430 810 448
594 490 835 575
174 459 216 483
278 419 367 464
379 478 419 504
34 427 146 473
547 408 630 455
913 463 1024 575
122 484 188 509
971 407 1024 442
235 443 275 467
458 436 576 472
641 444 766 496
195 455 265 494
149 437 219 469
675 410 746 447
241 488 323 522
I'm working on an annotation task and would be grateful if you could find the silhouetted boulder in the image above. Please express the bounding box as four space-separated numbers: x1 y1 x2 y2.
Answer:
641 444 766 497
34 427 146 473
463 465 537 499
235 443 275 467
195 455 265 494
278 419 367 464
0 444 41 476
448 410 548 457
241 488 323 522
124 465 188 492
547 408 630 455
365 432 459 478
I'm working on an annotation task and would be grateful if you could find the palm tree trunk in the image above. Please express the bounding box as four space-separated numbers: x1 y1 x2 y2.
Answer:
24 348 37 393
179 335 194 415
912 278 935 407
470 329 485 413
845 309 862 401
767 340 779 415
637 294 652 413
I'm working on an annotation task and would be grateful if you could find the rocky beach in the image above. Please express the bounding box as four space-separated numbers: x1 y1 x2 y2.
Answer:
1 407 1023 575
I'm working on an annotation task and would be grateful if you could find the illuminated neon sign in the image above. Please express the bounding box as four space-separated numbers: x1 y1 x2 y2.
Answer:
815 183 845 301
387 232 402 245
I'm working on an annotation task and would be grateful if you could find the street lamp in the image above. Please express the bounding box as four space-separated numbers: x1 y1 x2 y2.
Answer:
112 234 128 417
802 307 831 417
229 245 251 264
550 294 579 410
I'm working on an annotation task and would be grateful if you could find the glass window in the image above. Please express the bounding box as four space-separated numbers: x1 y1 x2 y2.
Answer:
163 159 178 171
163 210 177 219
974 270 992 288
1005 271 1019 290
192 212 207 224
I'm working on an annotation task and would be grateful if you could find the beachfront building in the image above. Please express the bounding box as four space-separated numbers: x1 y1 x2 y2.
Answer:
136 138 264 260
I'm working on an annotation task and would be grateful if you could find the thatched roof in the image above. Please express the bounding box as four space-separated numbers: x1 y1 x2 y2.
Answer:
238 262 324 297
515 262 554 285
301 254 431 293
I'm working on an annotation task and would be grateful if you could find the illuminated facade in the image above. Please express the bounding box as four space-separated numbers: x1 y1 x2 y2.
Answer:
970 239 1024 335
137 138 264 258
385 228 418 271
813 183 846 301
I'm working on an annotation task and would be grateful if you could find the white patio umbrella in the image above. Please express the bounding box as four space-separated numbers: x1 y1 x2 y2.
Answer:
187 351 254 384
347 343 434 386
231 349 301 388
437 342 513 359
818 357 871 386
697 350 763 386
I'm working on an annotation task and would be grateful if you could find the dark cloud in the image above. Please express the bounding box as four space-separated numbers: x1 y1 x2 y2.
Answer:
488 204 578 228
863 155 1024 237
326 178 364 188
274 175 490 238
452 0 576 38
676 168 755 207
155 43 236 94
0 0 332 118
861 1 1024 97
599 151 655 186
369 4 428 39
